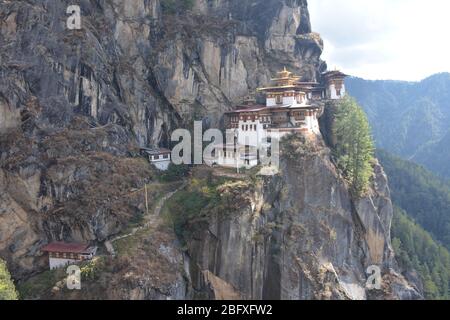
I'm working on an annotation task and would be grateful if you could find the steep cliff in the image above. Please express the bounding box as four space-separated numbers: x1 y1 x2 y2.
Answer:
180 136 421 300
0 0 321 279
1 0 323 142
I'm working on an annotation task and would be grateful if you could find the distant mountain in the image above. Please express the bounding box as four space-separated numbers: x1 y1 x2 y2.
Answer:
377 150 450 249
391 206 450 300
347 74 450 179
413 130 450 179
377 150 450 299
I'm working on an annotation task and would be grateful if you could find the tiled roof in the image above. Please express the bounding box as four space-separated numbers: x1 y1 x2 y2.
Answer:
322 70 349 78
141 148 171 155
41 242 91 254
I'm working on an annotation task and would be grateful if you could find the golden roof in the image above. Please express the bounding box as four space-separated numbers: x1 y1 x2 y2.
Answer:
256 68 304 92
271 67 301 82
277 67 291 78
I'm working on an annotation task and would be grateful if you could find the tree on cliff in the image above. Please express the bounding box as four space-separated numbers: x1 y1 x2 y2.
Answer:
333 96 375 197
0 259 18 300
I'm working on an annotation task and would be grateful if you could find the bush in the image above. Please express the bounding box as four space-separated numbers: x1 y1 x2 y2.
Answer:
162 177 225 243
0 259 17 300
81 257 105 281
158 163 190 182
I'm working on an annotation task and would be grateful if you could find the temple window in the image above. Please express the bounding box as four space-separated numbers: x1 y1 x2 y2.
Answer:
276 95 282 104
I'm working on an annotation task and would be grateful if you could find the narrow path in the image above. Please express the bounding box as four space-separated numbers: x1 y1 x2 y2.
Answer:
105 181 187 257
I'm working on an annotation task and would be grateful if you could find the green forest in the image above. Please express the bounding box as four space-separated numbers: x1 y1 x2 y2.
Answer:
346 74 450 180
378 151 450 299
392 207 450 299
378 150 450 249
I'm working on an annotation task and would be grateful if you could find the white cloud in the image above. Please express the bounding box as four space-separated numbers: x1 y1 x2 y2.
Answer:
308 0 450 80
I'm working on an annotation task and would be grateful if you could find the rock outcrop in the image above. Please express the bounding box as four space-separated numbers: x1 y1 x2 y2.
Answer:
184 136 421 300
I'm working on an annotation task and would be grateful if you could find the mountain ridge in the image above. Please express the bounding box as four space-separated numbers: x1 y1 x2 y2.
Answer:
346 74 450 179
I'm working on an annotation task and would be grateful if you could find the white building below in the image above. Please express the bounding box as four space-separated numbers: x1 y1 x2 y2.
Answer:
141 148 172 171
205 144 259 169
41 242 97 270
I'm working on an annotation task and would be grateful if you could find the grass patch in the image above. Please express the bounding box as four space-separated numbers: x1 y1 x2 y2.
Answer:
161 175 249 245
114 228 148 257
18 257 110 300
18 268 66 300
162 179 219 238
158 164 190 183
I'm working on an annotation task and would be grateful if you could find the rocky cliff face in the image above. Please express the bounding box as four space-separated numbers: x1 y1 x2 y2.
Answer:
0 0 420 299
0 0 321 277
184 135 421 300
1 0 323 141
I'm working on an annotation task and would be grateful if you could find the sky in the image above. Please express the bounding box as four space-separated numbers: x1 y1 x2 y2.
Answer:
308 0 450 81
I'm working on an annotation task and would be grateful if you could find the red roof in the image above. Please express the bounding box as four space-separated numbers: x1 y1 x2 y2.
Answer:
41 242 90 254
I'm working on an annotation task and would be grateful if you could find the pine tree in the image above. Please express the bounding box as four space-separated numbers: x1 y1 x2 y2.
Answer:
333 96 375 197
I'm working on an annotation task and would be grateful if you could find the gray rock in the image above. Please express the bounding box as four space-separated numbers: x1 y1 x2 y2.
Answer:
184 136 422 300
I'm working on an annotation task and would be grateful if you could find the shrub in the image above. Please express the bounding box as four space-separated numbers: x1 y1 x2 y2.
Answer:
0 259 17 300
158 163 190 182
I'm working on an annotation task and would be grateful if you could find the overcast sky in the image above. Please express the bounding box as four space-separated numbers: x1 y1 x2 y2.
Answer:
308 0 450 81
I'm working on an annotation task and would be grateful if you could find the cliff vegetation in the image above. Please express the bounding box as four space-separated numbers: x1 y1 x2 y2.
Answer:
333 97 375 197
0 259 18 300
